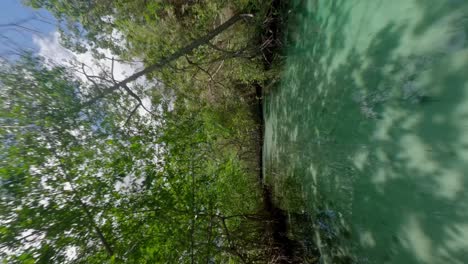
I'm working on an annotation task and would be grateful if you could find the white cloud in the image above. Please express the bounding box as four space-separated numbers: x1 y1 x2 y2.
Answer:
32 31 144 83
32 31 155 116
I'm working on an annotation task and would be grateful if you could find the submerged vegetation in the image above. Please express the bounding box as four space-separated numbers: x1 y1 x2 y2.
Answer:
1 0 318 263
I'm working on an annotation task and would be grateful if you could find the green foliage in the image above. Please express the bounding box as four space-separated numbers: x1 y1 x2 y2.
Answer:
3 0 277 262
0 47 265 264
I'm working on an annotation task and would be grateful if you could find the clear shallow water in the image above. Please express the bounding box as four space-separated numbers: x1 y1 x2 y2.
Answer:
263 0 468 263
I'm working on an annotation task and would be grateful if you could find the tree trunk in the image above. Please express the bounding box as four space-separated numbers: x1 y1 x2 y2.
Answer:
84 13 253 107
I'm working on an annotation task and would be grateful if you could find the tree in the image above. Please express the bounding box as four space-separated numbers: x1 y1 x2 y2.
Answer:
0 55 265 263
0 55 122 263
77 13 254 107
25 0 259 57
1 1 274 263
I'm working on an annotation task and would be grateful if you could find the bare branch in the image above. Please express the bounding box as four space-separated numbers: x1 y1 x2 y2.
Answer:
121 83 154 117
81 63 100 87
207 42 237 54
110 57 116 82
101 55 144 64
83 13 254 107
78 62 114 87
0 20 45 35
207 41 258 59
0 16 37 28
184 55 225 89
211 60 224 79
124 103 141 127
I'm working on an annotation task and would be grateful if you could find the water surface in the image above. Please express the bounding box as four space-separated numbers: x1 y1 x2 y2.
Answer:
264 0 468 263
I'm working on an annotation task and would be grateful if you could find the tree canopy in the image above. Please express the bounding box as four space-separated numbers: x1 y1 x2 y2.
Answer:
0 0 276 262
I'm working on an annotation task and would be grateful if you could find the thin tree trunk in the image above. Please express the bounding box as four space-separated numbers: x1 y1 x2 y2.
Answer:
77 199 115 256
44 134 115 257
84 13 253 107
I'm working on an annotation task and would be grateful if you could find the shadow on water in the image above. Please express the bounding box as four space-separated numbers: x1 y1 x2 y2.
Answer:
264 0 468 263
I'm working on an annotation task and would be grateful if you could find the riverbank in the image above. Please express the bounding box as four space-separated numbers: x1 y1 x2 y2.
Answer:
251 0 322 263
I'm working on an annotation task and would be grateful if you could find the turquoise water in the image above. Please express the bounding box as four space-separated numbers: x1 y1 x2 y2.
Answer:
263 0 468 263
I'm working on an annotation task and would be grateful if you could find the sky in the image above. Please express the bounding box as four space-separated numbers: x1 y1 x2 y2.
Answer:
0 0 152 116
0 0 56 57
0 0 147 84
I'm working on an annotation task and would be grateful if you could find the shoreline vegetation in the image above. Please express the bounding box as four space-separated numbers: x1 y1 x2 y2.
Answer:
1 0 320 263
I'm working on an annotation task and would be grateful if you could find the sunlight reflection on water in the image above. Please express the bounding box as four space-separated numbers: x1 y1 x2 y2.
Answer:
264 0 468 263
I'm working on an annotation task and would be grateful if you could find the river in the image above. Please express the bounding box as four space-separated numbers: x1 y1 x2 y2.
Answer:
263 0 468 263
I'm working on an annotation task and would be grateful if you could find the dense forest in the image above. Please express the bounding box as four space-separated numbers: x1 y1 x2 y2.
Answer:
0 0 315 263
